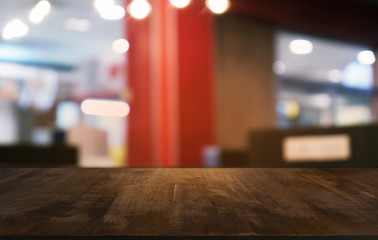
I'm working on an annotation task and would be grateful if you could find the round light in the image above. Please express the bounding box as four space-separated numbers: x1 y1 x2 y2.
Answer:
56 102 80 130
206 0 230 14
36 0 51 15
2 19 29 40
112 39 129 54
169 0 191 8
29 0 51 24
273 61 286 75
99 5 125 20
278 100 300 119
357 50 376 65
328 69 342 83
289 39 313 55
342 61 373 90
94 0 115 12
127 0 152 20
29 12 44 24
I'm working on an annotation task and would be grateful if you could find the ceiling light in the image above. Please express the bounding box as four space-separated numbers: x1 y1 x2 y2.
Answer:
94 0 125 20
127 0 152 20
2 19 29 40
99 5 125 20
29 12 44 24
289 39 313 55
169 0 191 8
94 0 115 12
112 39 129 54
29 0 51 24
81 99 130 117
206 0 230 14
357 50 376 65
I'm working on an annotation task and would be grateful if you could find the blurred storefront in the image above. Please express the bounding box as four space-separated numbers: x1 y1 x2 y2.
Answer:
275 31 376 128
0 0 127 167
0 0 377 167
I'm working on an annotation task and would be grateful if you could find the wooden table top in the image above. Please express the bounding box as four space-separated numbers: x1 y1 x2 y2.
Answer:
0 168 377 239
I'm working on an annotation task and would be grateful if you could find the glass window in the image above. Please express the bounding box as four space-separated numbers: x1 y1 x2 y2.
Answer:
275 30 376 128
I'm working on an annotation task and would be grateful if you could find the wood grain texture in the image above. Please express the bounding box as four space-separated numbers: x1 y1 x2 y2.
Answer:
0 168 377 238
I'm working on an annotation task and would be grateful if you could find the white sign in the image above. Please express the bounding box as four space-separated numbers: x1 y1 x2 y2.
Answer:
283 134 351 162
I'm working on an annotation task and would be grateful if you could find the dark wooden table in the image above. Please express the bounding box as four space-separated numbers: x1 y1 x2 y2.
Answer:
0 168 377 239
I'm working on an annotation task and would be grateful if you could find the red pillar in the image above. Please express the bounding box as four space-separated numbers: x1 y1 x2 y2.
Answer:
126 0 215 167
177 0 216 166
126 11 153 167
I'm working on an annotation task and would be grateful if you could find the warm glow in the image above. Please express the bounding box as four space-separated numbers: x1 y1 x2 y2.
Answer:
64 18 91 32
357 50 376 65
81 99 130 117
127 0 152 19
112 39 129 54
206 0 230 14
289 39 313 55
29 0 51 24
284 100 300 119
94 0 125 20
100 5 125 20
94 0 115 12
2 19 29 40
169 0 191 8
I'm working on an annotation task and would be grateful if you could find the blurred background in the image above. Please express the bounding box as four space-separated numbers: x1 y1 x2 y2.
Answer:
0 0 377 167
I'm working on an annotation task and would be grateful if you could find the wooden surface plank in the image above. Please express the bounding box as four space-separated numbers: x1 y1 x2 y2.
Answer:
0 168 377 238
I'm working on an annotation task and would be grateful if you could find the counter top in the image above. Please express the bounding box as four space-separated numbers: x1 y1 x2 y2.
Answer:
0 168 377 239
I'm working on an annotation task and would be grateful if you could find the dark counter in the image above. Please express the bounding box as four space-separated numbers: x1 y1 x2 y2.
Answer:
0 145 77 167
0 168 377 239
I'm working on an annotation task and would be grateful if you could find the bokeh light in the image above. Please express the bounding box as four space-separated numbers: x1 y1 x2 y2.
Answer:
29 0 51 24
81 99 130 117
127 0 152 20
289 39 313 55
2 19 29 40
206 0 230 14
357 50 376 65
169 0 191 8
112 39 130 54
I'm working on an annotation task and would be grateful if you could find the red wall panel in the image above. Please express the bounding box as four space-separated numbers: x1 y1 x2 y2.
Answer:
177 1 216 166
127 16 154 167
126 0 216 167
